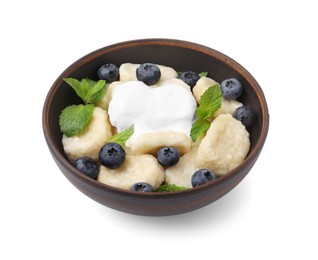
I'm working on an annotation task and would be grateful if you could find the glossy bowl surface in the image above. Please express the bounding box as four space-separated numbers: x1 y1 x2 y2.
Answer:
42 39 269 216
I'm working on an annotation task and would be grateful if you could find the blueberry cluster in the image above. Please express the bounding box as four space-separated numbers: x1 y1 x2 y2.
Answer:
73 142 126 180
221 78 255 128
73 143 182 192
73 142 220 192
128 147 220 192
128 146 181 192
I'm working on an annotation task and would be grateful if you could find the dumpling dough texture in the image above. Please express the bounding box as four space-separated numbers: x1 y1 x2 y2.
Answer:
98 154 165 190
165 114 250 188
213 98 242 118
62 107 113 162
165 147 199 188
192 76 217 102
196 114 250 175
125 131 192 156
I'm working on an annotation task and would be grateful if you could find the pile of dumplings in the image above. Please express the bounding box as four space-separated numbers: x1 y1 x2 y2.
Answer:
62 63 250 190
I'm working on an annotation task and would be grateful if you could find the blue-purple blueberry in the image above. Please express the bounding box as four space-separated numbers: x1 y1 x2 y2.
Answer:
73 157 99 179
191 169 218 187
178 71 200 89
97 63 119 82
99 142 125 169
130 182 154 192
157 147 180 167
136 63 161 85
233 105 255 128
220 78 243 99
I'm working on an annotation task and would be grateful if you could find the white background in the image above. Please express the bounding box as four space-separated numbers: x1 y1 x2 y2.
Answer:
1 0 317 259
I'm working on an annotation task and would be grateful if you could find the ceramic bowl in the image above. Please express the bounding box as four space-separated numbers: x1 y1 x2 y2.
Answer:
42 38 269 216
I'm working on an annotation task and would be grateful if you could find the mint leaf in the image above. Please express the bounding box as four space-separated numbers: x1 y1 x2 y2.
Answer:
156 184 187 192
107 125 134 146
199 72 208 77
64 78 106 105
190 84 222 142
59 104 94 137
64 78 89 103
83 78 98 89
86 79 106 104
190 118 211 142
196 84 222 119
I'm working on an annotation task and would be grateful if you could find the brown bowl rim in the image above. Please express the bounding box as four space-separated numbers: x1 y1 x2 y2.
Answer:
42 38 269 198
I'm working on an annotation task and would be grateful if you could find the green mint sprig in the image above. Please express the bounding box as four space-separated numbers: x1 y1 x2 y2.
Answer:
190 84 222 142
64 78 106 105
59 104 94 137
196 84 223 119
106 125 134 146
156 184 187 192
59 77 106 137
190 118 211 143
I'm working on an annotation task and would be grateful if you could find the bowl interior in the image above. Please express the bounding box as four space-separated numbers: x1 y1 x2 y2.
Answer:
43 39 269 215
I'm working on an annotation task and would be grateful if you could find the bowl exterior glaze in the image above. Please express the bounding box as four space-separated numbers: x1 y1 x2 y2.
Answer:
43 39 269 216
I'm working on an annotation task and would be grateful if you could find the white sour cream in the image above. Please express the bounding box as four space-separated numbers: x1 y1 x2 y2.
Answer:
108 81 197 138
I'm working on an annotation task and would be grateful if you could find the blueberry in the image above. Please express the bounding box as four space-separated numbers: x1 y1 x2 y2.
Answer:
191 169 218 187
136 63 161 85
220 78 243 99
233 105 255 128
178 71 200 89
97 63 119 83
73 157 99 180
157 147 180 167
130 182 154 192
99 142 125 169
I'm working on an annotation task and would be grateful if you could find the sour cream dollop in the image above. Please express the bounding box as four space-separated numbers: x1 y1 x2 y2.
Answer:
108 81 197 138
